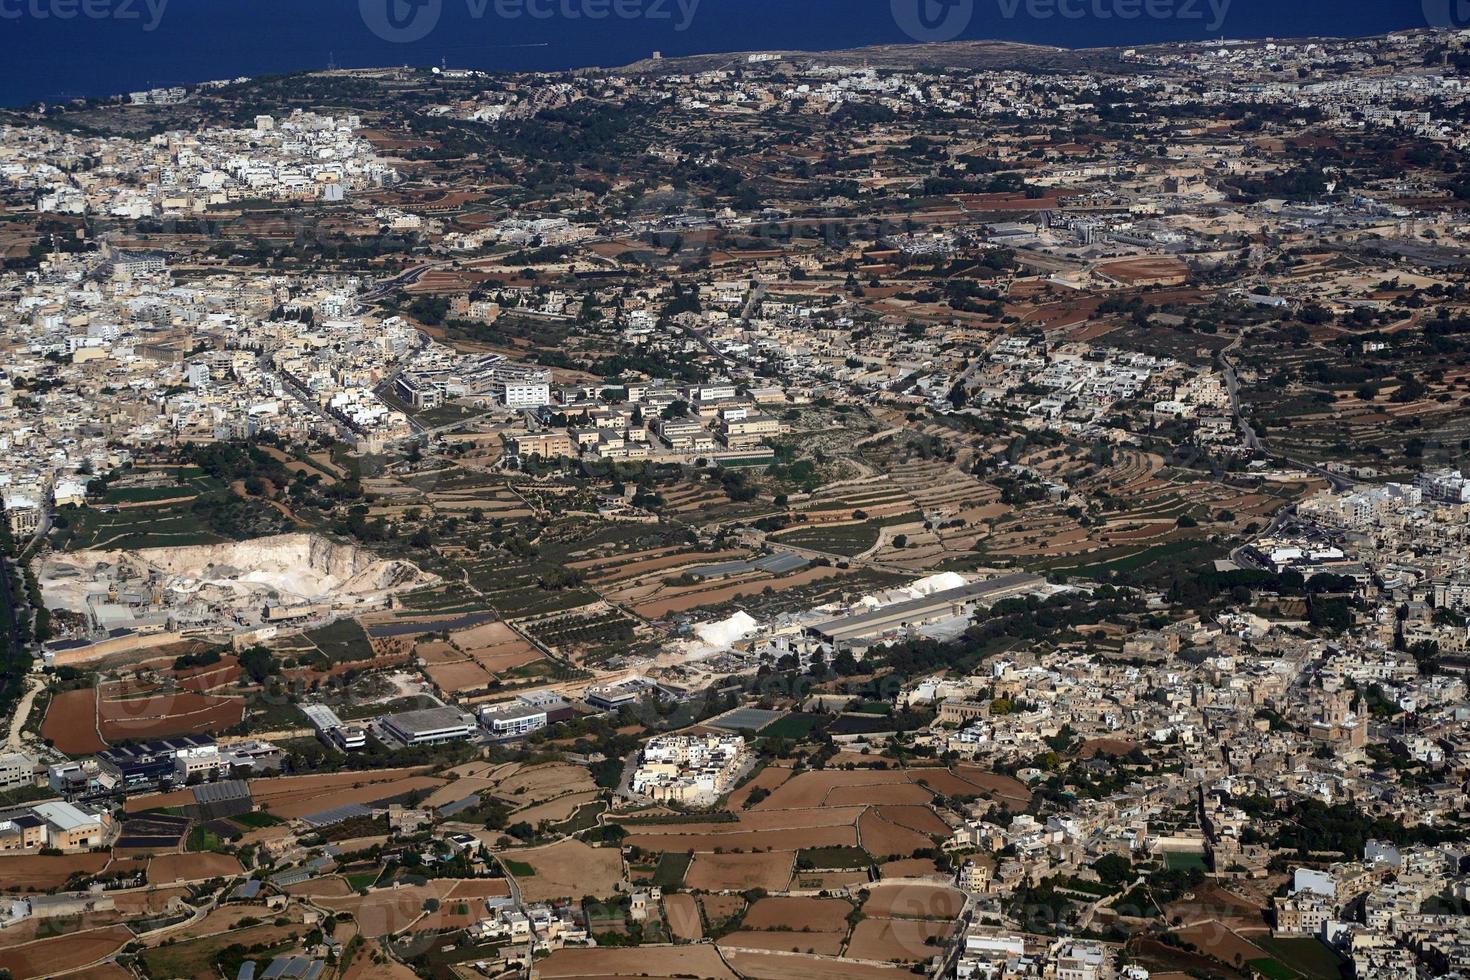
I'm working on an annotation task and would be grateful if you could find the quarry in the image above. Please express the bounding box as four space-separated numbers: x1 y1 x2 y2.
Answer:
36 533 438 643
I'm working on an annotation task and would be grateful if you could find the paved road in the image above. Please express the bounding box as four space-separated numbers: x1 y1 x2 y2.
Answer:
1220 335 1355 492
1228 504 1298 570
267 356 359 441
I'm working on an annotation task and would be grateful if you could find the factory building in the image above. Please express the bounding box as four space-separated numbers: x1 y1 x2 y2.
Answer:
806 574 1045 651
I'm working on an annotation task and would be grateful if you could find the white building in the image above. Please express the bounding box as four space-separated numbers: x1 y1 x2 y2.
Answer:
631 734 746 804
0 753 35 792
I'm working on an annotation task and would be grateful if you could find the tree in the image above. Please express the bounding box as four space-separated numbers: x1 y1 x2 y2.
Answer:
239 647 276 684
1094 853 1132 887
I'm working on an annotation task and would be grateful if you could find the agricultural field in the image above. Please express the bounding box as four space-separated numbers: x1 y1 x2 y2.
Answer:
247 768 445 819
57 466 295 551
537 944 738 980
0 927 136 980
1237 319 1470 473
504 838 624 902
686 851 796 893
662 892 704 941
0 852 112 891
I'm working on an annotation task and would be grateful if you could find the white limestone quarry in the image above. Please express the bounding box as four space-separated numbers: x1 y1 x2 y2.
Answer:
694 610 759 649
39 532 437 618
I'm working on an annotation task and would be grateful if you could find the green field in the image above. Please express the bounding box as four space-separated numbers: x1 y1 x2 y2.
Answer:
772 512 920 557
552 801 608 836
758 713 828 739
653 851 693 888
797 845 872 870
64 503 231 551
501 858 536 877
1164 851 1208 871
186 825 225 852
1049 539 1222 581
303 618 376 663
231 811 283 829
1247 958 1298 980
345 869 382 890
1254 935 1344 980
827 714 896 736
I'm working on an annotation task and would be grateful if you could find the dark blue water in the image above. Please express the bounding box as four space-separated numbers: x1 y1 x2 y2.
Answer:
0 0 1443 108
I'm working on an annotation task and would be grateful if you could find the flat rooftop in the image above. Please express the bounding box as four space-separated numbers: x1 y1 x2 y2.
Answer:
810 573 1045 644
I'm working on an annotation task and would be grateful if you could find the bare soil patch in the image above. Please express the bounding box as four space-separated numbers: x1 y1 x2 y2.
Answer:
148 852 242 882
537 945 737 979
0 852 109 890
0 926 133 980
720 931 847 956
686 851 794 893
859 809 934 858
742 897 853 932
722 950 914 980
41 688 105 754
825 783 932 806
663 892 703 941
861 883 964 919
845 917 953 963
511 839 623 902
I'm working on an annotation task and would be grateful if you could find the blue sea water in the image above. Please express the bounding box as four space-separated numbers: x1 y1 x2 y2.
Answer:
0 0 1447 108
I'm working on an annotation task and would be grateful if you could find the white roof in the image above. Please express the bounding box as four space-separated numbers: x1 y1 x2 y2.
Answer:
33 801 97 832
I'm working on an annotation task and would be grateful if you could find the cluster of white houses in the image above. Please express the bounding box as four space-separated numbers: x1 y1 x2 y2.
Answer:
630 734 747 804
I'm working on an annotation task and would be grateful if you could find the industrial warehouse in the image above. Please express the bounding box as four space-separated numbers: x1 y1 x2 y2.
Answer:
806 573 1047 651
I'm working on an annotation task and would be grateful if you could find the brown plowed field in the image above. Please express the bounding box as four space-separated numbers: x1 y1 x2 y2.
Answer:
862 884 964 919
845 917 954 963
633 806 866 835
825 783 933 806
149 852 242 882
751 770 911 810
425 661 494 693
875 805 950 837
722 950 913 980
0 852 110 890
40 688 106 754
0 927 134 980
663 893 703 941
625 825 857 853
250 768 438 817
726 767 793 808
879 858 942 879
859 809 934 858
97 688 245 742
742 897 853 932
686 851 794 893
719 931 847 956
537 944 737 979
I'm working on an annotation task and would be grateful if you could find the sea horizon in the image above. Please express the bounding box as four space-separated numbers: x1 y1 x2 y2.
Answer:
0 0 1449 109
